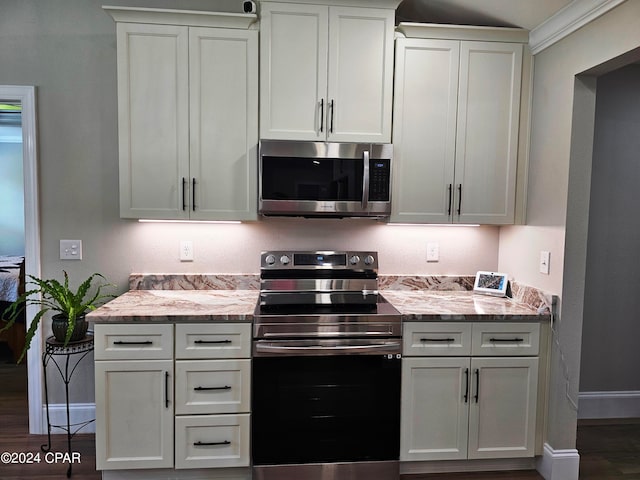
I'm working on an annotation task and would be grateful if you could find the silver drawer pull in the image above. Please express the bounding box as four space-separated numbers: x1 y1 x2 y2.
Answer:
193 385 231 391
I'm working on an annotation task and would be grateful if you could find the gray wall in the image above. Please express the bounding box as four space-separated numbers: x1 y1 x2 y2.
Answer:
1 0 502 406
498 0 640 451
580 64 640 393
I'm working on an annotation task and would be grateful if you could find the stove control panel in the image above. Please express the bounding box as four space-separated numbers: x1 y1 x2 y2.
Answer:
260 251 378 270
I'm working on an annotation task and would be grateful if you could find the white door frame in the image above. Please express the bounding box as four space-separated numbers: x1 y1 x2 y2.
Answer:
0 85 43 434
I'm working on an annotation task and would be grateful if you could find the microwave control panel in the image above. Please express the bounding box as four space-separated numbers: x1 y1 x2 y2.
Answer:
370 159 391 201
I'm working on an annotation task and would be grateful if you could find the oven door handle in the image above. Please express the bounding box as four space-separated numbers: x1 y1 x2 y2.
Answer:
254 340 401 356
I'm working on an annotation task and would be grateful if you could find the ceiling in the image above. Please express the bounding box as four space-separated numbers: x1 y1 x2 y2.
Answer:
396 0 574 30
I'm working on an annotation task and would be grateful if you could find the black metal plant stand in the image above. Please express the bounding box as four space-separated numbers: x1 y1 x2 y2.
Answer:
41 334 95 478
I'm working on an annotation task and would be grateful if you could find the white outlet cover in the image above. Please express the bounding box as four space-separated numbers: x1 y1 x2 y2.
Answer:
60 239 82 260
180 240 194 262
427 242 439 262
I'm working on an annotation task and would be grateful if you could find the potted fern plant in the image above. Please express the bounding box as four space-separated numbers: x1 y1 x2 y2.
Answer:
0 271 114 362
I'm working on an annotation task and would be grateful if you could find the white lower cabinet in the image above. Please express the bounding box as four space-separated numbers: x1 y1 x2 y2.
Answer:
95 322 251 474
174 323 251 469
401 322 540 462
95 324 174 470
95 361 174 470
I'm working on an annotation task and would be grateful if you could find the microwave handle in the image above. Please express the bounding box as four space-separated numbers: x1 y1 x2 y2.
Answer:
362 150 370 210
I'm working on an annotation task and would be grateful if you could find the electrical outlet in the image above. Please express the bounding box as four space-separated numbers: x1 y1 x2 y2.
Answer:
539 251 550 275
60 240 82 260
180 240 194 262
427 242 440 262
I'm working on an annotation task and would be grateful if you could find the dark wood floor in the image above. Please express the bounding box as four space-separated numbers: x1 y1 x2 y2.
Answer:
0 345 638 479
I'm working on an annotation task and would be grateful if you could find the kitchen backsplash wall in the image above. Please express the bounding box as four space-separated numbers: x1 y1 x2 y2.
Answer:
120 219 499 282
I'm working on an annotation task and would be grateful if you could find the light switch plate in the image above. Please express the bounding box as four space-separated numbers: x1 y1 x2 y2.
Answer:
540 251 550 275
60 240 82 260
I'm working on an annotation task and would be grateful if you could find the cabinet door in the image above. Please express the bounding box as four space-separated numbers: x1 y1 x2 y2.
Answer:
189 27 258 221
401 357 470 461
95 360 174 470
391 38 459 223
327 7 394 143
468 356 538 459
455 42 522 224
259 2 328 140
117 23 190 219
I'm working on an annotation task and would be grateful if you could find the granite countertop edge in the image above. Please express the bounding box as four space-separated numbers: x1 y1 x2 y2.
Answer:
86 289 550 324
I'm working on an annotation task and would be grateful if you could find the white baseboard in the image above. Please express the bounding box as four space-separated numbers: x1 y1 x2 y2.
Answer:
536 443 579 480
578 390 640 419
41 402 95 434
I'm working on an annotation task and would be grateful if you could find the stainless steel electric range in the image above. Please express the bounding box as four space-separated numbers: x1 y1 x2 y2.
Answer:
252 251 402 480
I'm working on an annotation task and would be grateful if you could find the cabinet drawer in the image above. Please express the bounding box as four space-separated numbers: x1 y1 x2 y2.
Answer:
403 323 472 356
94 324 173 360
175 414 250 469
175 323 251 359
175 360 250 415
471 323 540 356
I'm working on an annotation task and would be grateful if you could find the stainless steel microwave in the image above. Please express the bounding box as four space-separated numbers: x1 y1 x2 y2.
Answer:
259 140 393 218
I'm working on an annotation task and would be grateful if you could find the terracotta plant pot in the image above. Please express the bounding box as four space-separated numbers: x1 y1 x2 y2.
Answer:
51 314 89 343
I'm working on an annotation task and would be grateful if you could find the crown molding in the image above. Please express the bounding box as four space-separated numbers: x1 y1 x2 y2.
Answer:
102 5 257 29
530 0 628 55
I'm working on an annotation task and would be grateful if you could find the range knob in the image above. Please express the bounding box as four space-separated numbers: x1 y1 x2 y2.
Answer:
349 255 360 265
265 254 276 266
364 255 375 266
280 255 291 265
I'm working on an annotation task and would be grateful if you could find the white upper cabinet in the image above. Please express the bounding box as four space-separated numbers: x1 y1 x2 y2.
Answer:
260 1 395 142
189 27 258 221
391 24 527 225
455 41 522 225
391 38 460 224
108 8 258 221
116 22 190 220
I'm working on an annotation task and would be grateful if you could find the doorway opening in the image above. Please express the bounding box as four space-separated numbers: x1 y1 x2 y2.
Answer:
0 85 43 434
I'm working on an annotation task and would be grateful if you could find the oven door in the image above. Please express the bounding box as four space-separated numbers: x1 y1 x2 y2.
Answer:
252 341 401 467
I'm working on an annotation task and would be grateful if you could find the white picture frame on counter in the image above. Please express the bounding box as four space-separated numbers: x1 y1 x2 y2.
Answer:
473 271 509 297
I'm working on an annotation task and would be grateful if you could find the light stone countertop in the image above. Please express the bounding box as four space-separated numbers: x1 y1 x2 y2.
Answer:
380 290 548 322
86 289 259 323
87 288 548 324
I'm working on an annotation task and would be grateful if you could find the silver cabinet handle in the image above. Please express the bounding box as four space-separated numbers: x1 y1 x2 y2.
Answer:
319 99 324 133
